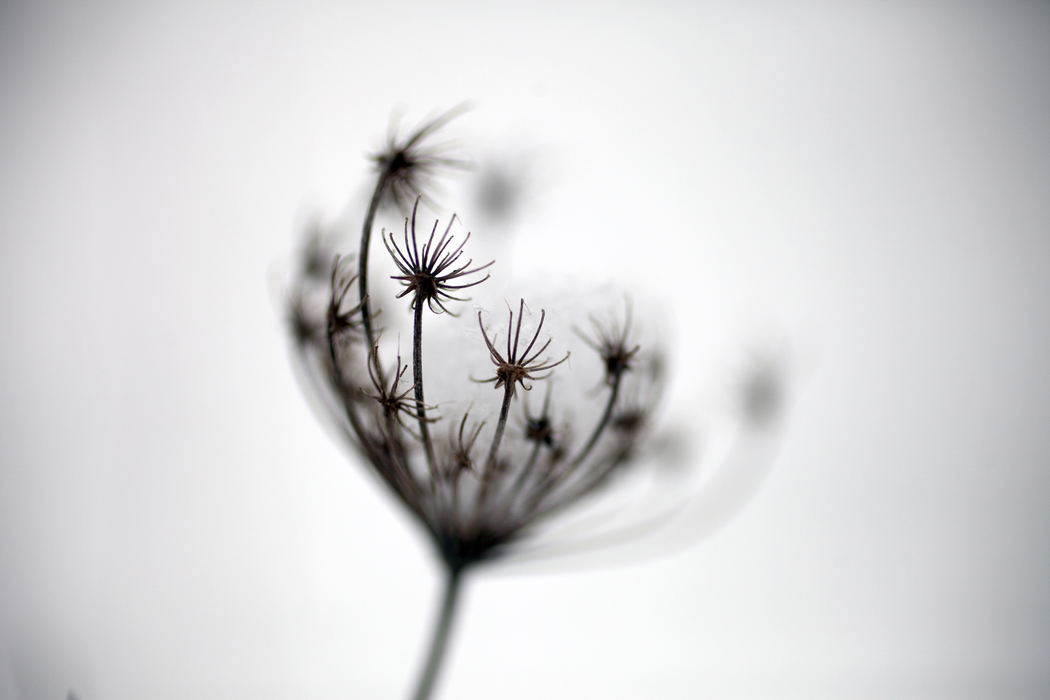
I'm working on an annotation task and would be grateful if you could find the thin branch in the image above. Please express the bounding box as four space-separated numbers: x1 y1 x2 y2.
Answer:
410 565 466 700
413 299 439 481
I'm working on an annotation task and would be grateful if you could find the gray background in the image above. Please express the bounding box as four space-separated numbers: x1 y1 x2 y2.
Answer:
2 1 1048 698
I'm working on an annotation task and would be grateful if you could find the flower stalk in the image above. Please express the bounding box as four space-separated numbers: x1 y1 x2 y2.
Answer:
286 108 670 699
358 170 389 354
411 565 465 700
413 295 438 479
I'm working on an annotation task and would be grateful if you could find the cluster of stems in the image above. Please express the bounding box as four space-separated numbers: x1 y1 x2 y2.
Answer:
289 114 660 699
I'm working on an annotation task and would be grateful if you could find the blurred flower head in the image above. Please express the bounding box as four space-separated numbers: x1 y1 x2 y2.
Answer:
286 111 670 571
370 106 472 214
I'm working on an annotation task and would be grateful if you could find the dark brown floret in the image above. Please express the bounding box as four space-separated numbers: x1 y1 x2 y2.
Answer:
477 299 569 397
371 106 472 212
383 198 493 315
577 302 640 385
363 345 433 435
523 385 557 448
448 412 485 476
327 255 365 335
525 414 555 447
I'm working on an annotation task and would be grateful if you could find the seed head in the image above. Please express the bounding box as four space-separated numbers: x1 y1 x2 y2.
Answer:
327 255 364 335
363 344 434 436
383 197 493 314
446 411 485 477
577 301 640 386
478 299 570 397
522 384 558 448
371 105 471 212
286 110 678 573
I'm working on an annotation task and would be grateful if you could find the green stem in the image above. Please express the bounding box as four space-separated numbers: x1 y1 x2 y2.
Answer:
410 565 465 700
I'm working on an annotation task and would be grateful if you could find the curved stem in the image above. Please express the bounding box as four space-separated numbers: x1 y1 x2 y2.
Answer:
325 328 371 454
491 440 541 518
410 565 465 700
520 375 624 519
327 326 422 509
359 171 389 357
570 374 622 467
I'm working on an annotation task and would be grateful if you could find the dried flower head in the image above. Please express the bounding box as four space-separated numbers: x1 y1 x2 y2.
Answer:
383 197 493 314
290 250 660 570
371 105 471 213
285 108 687 700
285 114 691 568
445 411 485 477
477 299 569 397
522 385 558 448
577 301 641 386
326 255 364 336
364 344 434 437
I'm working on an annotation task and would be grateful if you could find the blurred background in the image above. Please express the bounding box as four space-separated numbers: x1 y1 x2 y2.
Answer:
2 1 1048 698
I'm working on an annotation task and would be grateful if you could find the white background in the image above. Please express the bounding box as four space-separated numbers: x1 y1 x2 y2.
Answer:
2 1 1048 698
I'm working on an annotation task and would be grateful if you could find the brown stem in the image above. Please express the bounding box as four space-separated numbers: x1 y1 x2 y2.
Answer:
326 327 420 508
474 385 514 520
413 299 438 480
358 171 389 361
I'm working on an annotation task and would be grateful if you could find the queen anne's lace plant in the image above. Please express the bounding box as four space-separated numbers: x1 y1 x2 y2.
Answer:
287 109 671 700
